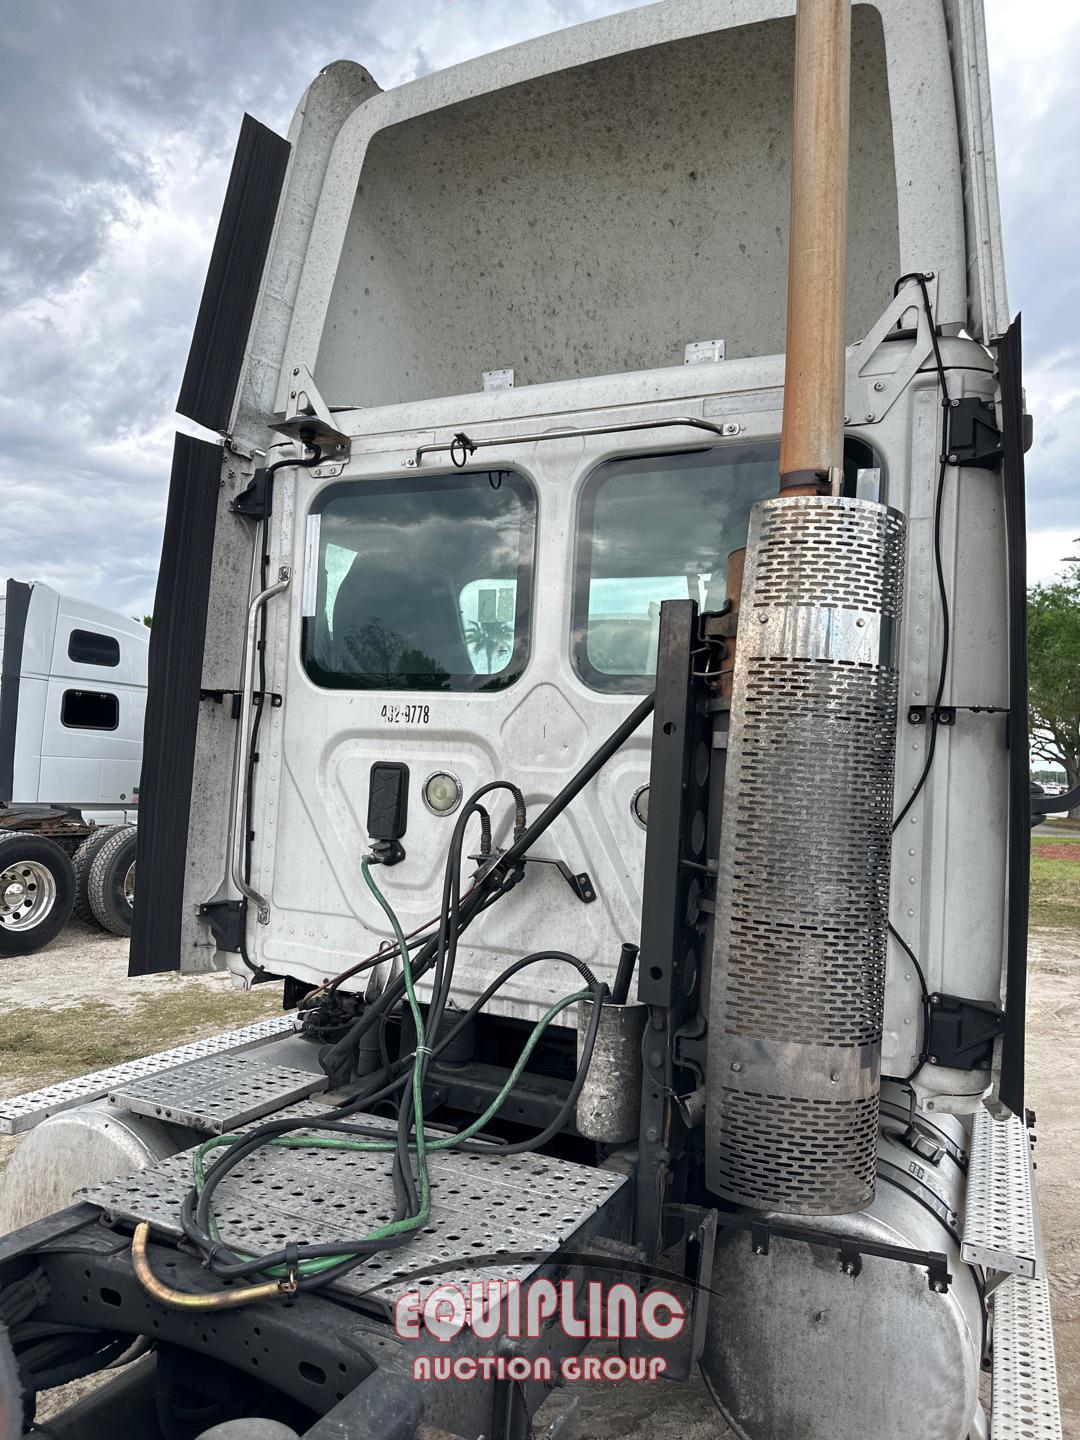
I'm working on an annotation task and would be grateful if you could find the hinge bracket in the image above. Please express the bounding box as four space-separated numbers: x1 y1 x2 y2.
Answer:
945 396 1003 470
198 899 246 954
200 689 282 720
926 992 1005 1071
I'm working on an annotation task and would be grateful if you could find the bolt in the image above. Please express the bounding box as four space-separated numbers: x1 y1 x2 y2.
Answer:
758 613 768 623
864 412 875 422
929 1056 939 1065
830 1071 840 1083
931 1281 947 1294
650 1051 664 1068
645 1126 659 1143
843 414 851 425
951 398 961 408
947 453 958 464
841 1261 857 1277
731 1061 741 1073
873 381 884 392
855 617 865 627
293 367 299 376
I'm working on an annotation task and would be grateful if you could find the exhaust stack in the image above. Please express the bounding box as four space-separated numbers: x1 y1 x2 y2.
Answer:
779 0 851 496
705 0 905 1214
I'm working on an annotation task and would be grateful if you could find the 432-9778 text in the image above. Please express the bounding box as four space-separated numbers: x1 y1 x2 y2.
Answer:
380 704 431 724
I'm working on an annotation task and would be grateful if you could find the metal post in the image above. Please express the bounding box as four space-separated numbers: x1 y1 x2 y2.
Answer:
779 0 852 496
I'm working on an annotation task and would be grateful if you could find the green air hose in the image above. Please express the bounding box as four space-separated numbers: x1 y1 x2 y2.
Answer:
190 857 591 1281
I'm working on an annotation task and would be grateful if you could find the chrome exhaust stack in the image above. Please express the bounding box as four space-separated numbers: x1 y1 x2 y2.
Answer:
705 495 904 1212
704 0 904 1214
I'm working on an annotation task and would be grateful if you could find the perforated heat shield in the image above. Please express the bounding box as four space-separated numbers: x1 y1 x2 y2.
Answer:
705 496 905 1214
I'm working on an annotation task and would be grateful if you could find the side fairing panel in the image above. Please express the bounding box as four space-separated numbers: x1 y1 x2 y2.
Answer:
130 435 223 976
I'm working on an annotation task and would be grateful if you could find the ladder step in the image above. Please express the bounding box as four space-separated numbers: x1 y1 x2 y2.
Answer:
991 1275 1062 1440
962 1107 1041 1278
0 1014 295 1135
107 1052 327 1134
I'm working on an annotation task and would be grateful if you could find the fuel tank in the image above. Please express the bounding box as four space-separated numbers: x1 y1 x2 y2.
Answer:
702 1084 985 1440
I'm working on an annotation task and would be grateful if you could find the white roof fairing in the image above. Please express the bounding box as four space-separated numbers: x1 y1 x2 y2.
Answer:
225 0 1007 442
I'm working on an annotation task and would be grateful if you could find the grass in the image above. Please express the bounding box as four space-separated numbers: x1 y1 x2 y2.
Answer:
1030 827 1080 928
0 984 282 1094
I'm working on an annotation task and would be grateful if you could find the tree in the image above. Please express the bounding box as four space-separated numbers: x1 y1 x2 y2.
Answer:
1028 575 1080 819
464 619 513 674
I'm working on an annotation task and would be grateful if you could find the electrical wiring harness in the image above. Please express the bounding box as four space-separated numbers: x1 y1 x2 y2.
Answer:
132 694 655 1308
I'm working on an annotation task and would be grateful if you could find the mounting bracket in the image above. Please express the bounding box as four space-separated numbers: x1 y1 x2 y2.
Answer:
198 899 246 954
926 992 1005 1071
271 364 350 452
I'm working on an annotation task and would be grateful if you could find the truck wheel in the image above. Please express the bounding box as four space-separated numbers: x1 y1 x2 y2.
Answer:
0 832 77 956
71 825 126 925
87 826 138 937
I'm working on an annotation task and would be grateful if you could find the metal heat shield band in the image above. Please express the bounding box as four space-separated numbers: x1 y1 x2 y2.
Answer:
705 496 905 1214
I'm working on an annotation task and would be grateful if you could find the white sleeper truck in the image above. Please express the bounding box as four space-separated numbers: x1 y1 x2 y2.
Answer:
0 2 1063 1437
0 580 146 952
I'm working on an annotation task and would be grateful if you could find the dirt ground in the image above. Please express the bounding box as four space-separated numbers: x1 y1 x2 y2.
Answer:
0 920 1075 1437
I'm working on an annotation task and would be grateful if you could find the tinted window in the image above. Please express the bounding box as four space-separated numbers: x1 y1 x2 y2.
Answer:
302 471 535 692
572 440 883 693
62 690 119 730
572 446 779 692
68 629 120 666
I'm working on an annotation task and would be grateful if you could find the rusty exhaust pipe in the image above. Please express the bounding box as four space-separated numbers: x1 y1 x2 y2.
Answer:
779 0 852 496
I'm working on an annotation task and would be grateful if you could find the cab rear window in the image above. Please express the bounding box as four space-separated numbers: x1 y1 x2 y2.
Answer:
302 471 535 692
571 440 881 692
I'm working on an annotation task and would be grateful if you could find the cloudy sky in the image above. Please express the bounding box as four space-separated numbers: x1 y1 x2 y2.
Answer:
1 0 1077 619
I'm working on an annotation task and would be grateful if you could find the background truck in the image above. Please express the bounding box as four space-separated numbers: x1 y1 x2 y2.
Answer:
0 1 1063 1437
0 579 146 953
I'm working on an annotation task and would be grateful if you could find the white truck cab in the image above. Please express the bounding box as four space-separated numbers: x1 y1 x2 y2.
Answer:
0 580 146 951
0 5 1061 1438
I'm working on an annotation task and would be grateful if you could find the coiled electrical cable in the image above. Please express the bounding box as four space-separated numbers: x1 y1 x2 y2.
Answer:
143 696 654 1305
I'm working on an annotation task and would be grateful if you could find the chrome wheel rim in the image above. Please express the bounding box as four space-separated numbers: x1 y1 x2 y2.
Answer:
0 859 57 931
123 860 136 907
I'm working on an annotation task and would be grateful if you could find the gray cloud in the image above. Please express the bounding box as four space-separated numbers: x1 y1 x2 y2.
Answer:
0 0 1076 620
0 0 629 618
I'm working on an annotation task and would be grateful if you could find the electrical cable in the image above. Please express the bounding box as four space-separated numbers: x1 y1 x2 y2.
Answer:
176 982 601 1291
892 273 951 832
139 695 652 1305
885 274 951 1089
318 692 653 1086
888 920 931 1084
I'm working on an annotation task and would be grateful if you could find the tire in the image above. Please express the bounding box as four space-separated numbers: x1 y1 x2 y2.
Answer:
0 831 77 956
87 826 138 937
71 825 127 926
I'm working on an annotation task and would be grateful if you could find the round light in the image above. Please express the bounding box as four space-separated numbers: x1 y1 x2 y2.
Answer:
423 771 463 816
631 784 650 829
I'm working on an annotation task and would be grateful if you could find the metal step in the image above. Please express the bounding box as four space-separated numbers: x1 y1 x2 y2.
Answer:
961 1107 1041 1278
0 1014 295 1135
107 1052 328 1134
991 1274 1063 1440
81 1105 627 1314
